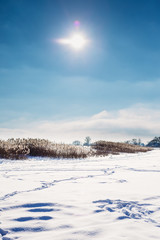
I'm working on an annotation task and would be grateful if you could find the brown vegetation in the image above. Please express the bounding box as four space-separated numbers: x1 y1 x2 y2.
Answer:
0 138 152 160
0 138 90 159
91 141 152 156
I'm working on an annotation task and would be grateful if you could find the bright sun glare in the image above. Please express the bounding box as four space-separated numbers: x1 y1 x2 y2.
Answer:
69 34 86 50
56 33 88 51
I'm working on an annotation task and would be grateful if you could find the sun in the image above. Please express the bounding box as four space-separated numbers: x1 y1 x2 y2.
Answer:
69 34 87 50
56 33 88 51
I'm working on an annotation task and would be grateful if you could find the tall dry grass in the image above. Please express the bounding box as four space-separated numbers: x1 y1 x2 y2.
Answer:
0 139 152 160
91 141 152 156
0 138 90 160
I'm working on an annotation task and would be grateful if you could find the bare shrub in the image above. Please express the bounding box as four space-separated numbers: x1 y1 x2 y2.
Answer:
91 141 152 156
0 139 30 159
0 138 90 160
0 138 152 160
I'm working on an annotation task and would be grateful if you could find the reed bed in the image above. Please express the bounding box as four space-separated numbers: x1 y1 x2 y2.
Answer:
0 138 90 159
91 141 152 156
0 139 152 160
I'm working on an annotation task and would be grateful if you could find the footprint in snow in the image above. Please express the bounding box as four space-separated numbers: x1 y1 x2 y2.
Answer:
93 198 159 226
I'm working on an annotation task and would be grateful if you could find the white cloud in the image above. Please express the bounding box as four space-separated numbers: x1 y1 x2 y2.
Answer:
1 104 160 143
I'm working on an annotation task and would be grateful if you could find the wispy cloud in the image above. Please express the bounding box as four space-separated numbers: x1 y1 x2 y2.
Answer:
1 104 160 143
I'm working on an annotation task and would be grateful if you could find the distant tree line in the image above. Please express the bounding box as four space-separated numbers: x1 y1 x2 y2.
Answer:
72 136 91 147
125 137 160 148
73 136 160 148
124 138 145 146
146 137 160 148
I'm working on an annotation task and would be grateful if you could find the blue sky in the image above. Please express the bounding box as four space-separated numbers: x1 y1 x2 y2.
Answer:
1 0 160 142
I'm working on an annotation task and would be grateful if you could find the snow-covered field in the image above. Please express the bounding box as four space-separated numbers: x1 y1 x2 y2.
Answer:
0 149 160 240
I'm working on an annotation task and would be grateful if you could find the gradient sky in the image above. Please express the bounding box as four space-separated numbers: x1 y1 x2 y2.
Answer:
1 0 160 142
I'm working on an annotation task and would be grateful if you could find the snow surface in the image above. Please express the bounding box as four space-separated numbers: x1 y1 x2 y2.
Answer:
0 150 160 240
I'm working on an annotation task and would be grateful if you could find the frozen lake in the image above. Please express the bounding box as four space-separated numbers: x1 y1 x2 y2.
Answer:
0 149 160 240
